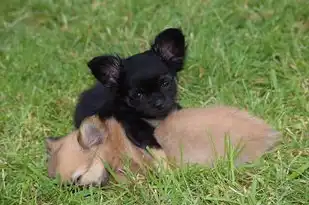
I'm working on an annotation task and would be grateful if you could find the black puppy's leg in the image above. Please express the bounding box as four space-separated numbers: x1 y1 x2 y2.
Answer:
73 82 115 128
114 113 161 149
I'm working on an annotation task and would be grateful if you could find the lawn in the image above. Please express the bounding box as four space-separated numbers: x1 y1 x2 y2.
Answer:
1 0 309 204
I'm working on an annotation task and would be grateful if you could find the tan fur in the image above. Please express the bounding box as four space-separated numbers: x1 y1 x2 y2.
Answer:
154 106 281 166
46 116 163 186
46 106 280 186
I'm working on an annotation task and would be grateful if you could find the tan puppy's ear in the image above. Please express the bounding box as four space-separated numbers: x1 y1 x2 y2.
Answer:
79 116 106 149
45 136 62 154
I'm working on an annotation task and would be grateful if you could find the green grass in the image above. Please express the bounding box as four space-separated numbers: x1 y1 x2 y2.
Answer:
1 0 309 204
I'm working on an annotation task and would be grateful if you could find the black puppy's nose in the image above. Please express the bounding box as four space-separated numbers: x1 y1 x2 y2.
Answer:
154 99 164 109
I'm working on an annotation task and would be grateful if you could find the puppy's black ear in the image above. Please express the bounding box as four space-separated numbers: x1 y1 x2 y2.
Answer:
87 55 122 86
151 28 186 71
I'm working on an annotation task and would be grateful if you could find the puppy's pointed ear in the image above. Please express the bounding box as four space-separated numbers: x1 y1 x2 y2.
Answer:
151 28 186 72
87 55 122 86
78 116 106 149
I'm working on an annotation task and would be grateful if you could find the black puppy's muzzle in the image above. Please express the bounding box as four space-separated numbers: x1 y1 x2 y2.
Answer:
154 98 165 110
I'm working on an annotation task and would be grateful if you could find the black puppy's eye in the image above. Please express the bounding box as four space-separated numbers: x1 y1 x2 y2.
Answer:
161 80 169 87
160 78 171 88
136 92 143 98
133 91 143 99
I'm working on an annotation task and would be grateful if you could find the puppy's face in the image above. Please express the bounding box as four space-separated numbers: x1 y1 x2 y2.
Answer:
88 28 186 118
120 52 178 117
45 116 124 186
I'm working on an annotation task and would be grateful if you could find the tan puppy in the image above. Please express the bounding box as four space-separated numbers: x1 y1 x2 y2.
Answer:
154 106 281 166
45 106 280 186
46 116 164 186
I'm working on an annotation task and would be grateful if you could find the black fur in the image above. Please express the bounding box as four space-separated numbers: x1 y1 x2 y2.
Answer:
74 83 115 128
74 28 186 148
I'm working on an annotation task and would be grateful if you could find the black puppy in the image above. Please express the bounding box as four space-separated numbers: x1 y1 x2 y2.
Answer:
74 28 186 149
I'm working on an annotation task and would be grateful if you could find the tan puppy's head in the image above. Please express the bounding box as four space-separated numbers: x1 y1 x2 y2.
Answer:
45 116 126 186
